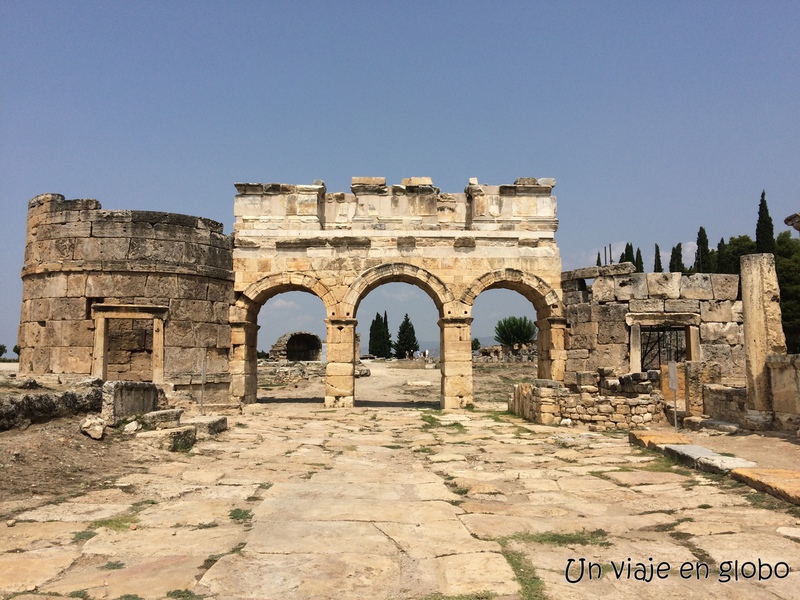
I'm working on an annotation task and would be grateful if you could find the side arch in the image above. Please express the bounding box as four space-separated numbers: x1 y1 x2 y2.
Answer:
462 268 566 381
238 272 336 316
342 262 456 318
461 268 563 318
230 272 333 405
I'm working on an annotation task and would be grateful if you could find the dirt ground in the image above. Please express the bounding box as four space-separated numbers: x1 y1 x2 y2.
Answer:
1 359 798 522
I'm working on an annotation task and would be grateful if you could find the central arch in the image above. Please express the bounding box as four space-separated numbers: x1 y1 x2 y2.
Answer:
343 263 455 318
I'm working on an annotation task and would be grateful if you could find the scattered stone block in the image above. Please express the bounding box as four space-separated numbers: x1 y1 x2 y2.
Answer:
141 409 184 430
102 381 161 426
183 415 228 436
79 416 106 440
136 425 196 452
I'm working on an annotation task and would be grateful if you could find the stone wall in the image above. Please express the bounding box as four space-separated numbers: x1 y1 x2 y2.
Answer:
510 376 664 431
562 263 743 411
19 194 234 403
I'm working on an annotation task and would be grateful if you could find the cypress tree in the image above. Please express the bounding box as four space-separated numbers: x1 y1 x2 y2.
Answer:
653 243 663 272
669 243 686 273
596 252 602 267
624 243 635 264
716 238 731 273
394 314 420 359
634 247 644 273
694 227 711 273
368 312 382 356
756 190 775 254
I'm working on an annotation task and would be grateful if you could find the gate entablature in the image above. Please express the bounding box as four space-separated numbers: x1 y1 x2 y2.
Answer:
230 177 565 408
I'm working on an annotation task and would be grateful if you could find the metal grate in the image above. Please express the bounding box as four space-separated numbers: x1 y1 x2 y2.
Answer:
641 326 686 371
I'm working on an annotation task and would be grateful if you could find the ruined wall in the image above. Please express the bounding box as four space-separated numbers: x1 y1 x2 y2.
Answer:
19 194 234 403
562 264 743 401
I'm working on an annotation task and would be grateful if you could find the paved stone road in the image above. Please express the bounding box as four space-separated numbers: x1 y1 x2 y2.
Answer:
2 401 799 599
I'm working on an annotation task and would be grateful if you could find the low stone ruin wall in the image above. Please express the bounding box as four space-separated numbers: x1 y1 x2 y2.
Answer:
766 354 800 431
0 384 102 431
510 378 665 431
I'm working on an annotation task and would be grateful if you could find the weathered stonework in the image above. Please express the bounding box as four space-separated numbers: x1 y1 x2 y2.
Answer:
18 194 234 404
231 177 565 408
561 264 744 401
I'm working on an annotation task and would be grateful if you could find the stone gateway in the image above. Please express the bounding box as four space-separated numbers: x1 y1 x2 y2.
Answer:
18 177 566 409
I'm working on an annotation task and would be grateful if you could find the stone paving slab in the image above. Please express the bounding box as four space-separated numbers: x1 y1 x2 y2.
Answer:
4 405 800 599
0 547 81 594
731 468 800 505
40 554 201 599
663 443 719 466
696 455 759 474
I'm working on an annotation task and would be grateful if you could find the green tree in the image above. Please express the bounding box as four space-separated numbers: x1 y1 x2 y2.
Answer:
394 314 419 359
256 350 269 359
369 312 392 358
694 227 711 273
669 244 686 273
634 247 644 273
756 190 775 254
619 243 635 265
653 243 663 272
13 345 20 357
725 235 757 275
494 316 538 350
472 338 481 351
596 252 602 267
0 344 7 358
716 238 732 273
775 230 800 353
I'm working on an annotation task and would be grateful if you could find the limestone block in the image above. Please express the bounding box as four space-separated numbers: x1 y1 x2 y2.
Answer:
563 291 588 305
136 425 196 452
326 362 355 377
593 344 628 371
646 273 681 299
629 298 665 313
591 277 615 302
51 347 92 374
50 297 86 321
732 301 743 322
700 322 743 345
60 320 94 347
597 321 628 345
599 263 635 276
700 300 733 322
664 299 700 313
680 273 713 300
64 273 87 298
615 273 648 300
711 274 739 300
591 303 628 322
570 303 592 324
700 343 733 367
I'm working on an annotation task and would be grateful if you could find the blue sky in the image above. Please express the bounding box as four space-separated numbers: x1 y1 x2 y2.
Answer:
2 1 798 354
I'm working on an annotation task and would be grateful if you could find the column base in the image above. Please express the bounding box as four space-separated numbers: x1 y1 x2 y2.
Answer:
325 395 354 408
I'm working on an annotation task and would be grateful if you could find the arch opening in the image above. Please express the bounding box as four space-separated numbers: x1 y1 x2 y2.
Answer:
354 282 440 409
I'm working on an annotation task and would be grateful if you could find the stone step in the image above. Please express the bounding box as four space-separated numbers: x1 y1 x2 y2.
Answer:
182 415 228 437
141 408 184 429
663 444 718 467
136 425 196 452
